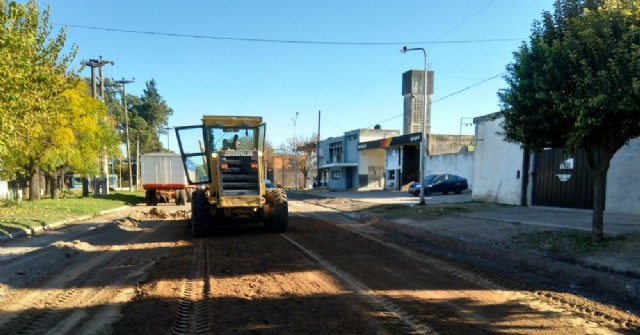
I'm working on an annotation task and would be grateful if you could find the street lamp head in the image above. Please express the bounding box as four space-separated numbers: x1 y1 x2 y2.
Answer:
400 46 408 53
116 78 135 85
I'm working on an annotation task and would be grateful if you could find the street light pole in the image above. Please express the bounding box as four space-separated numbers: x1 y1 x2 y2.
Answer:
291 112 299 190
164 126 174 151
401 46 428 205
116 78 135 192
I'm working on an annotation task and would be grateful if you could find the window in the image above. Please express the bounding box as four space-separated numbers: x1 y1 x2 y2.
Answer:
329 142 342 164
331 171 340 179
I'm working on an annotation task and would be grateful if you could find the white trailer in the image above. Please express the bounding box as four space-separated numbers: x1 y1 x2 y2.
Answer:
141 152 194 206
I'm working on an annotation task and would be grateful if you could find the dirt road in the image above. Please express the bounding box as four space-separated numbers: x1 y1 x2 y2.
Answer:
0 199 638 334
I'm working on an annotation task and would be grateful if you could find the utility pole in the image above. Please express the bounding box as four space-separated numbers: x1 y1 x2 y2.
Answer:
116 78 135 192
316 110 321 188
136 137 140 190
291 112 299 190
281 157 285 188
82 57 114 196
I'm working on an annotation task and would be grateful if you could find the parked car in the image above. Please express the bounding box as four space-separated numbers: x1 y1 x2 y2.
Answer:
409 173 468 196
263 179 275 190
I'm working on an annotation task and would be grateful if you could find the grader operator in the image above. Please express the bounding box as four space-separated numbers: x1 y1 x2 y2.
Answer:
175 116 288 237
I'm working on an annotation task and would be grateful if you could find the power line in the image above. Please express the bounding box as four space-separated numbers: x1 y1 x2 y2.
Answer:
433 0 496 42
55 23 523 46
364 72 505 128
432 72 504 103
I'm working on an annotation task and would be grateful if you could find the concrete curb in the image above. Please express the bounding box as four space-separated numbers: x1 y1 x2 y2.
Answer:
0 205 131 242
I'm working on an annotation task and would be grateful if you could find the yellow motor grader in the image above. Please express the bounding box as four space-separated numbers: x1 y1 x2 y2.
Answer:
175 116 288 237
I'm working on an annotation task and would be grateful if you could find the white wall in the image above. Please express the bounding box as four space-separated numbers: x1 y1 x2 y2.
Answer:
425 151 474 189
0 181 7 199
472 114 640 215
359 149 386 190
472 116 524 205
359 149 385 175
606 138 640 215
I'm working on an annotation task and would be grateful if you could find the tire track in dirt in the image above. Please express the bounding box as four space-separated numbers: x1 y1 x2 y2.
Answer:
0 208 188 335
282 234 438 335
172 239 211 335
288 199 628 335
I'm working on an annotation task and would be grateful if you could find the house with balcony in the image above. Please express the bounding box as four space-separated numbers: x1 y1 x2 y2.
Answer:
318 127 399 190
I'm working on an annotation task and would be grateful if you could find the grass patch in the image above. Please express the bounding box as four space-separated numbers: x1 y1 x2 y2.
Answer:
0 191 144 232
510 230 635 254
367 204 471 220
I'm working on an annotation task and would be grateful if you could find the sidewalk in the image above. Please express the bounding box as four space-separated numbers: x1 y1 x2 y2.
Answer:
309 189 640 235
465 205 640 235
298 189 640 305
0 205 131 241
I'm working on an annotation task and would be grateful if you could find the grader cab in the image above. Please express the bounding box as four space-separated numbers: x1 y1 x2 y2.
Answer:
175 116 288 237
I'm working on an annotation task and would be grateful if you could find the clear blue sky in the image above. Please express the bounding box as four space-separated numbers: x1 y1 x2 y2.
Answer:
39 0 555 150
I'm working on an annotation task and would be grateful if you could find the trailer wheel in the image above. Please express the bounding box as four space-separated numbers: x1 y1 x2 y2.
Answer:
175 189 186 206
181 190 187 205
265 188 288 233
191 189 209 237
146 189 158 206
145 189 152 206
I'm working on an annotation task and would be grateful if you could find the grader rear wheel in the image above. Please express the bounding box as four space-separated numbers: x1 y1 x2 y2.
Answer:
265 188 288 233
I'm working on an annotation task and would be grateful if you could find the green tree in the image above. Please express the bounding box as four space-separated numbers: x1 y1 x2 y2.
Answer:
0 0 77 198
107 79 173 155
42 80 120 199
59 80 121 194
498 0 640 242
131 79 173 153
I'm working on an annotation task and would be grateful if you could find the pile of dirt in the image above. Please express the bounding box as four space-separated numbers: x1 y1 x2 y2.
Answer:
147 208 170 219
173 210 190 219
113 218 150 232
50 240 94 252
129 208 191 220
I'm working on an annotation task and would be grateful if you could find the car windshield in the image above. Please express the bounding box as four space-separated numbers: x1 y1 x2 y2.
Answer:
423 175 438 184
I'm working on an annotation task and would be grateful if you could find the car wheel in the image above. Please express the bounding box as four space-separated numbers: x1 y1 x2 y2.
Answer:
454 186 462 194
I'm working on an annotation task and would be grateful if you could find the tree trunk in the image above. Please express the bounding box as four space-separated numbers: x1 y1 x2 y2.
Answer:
49 173 59 200
82 177 89 197
585 147 613 243
521 149 530 206
591 169 606 242
29 167 41 201
44 174 51 197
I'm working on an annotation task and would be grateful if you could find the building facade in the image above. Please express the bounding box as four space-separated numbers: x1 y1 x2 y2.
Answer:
402 70 434 135
318 128 399 190
473 112 640 215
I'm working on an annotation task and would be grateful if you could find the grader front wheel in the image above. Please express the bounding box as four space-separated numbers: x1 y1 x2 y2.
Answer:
191 189 209 237
265 189 288 233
